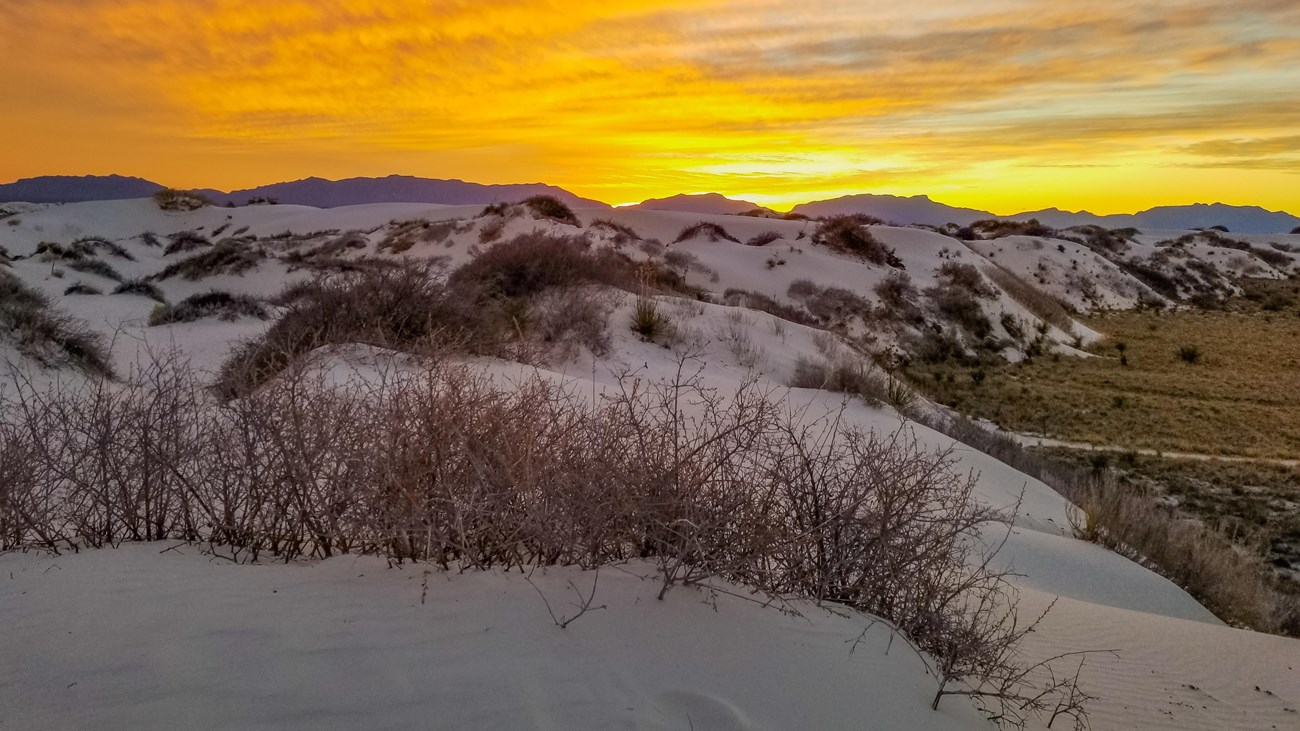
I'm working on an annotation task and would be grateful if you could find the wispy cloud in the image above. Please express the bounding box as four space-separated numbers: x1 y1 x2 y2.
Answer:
2 0 1297 211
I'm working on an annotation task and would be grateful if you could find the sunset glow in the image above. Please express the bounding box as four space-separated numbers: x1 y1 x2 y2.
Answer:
3 1 1298 212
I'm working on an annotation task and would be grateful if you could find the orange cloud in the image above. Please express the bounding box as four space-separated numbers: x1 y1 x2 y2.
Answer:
2 1 1298 213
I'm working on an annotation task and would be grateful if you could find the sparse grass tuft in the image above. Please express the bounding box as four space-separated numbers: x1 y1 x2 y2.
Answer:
1176 344 1201 364
66 259 124 282
112 279 167 303
164 231 213 256
72 236 134 261
153 241 266 281
0 271 113 376
63 283 103 296
630 297 669 341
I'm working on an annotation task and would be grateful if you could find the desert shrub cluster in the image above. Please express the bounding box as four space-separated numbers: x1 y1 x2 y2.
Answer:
218 233 636 397
149 291 269 326
673 222 740 244
812 216 903 268
926 262 997 340
0 270 113 376
522 195 580 226
0 353 1091 726
153 240 267 281
153 189 211 212
164 231 213 256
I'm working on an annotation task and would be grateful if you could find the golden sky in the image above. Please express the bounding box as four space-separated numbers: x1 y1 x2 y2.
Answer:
2 0 1298 213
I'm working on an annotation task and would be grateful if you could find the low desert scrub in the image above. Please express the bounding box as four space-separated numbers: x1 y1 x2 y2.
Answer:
663 250 720 283
221 235 633 395
149 291 269 326
216 262 463 397
719 310 760 368
790 355 919 415
588 218 640 246
66 259 124 282
163 231 213 256
111 279 167 303
965 219 1056 240
0 354 1094 725
916 411 1300 635
153 189 211 212
982 265 1075 333
873 272 925 324
722 289 819 327
63 283 103 296
927 263 998 341
72 236 135 261
523 195 580 226
0 271 113 376
673 221 740 244
152 240 267 281
378 220 454 253
745 230 782 247
813 216 903 268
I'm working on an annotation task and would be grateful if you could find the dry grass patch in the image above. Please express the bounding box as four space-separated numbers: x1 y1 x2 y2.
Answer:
920 296 1300 458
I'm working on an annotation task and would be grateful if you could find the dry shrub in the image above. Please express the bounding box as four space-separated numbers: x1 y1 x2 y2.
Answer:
919 411 1300 636
970 219 1055 240
72 236 135 261
449 232 636 298
746 231 782 247
67 259 124 282
153 241 267 281
153 189 211 212
149 291 269 326
163 231 212 256
378 220 454 253
111 279 167 303
523 195 580 226
589 218 640 246
982 265 1075 333
789 355 915 414
674 222 740 244
221 234 633 395
63 283 102 296
813 216 903 268
216 262 462 398
721 289 819 327
533 286 614 359
0 352 1093 725
873 271 925 324
0 271 114 377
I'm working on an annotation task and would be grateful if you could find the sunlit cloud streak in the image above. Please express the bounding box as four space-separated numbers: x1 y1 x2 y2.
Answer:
2 0 1297 212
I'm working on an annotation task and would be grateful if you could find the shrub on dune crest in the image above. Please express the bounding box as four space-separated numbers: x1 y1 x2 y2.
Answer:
812 216 903 268
674 221 740 244
153 188 211 212
522 195 580 226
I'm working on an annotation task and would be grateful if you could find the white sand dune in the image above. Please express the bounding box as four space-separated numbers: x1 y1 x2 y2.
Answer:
2 198 1298 729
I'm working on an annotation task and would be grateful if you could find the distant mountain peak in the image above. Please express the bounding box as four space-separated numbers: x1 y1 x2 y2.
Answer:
628 193 769 216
